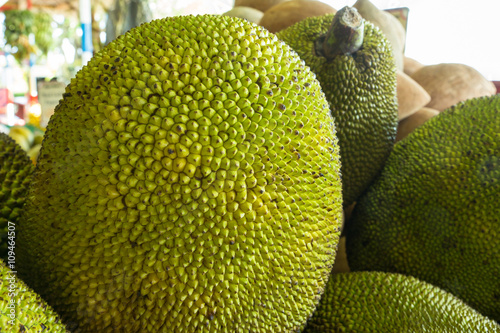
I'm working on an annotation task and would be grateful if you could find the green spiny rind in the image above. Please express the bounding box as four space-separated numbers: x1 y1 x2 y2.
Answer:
18 14 343 332
278 11 398 206
303 271 500 332
345 95 500 321
0 133 34 260
0 259 70 332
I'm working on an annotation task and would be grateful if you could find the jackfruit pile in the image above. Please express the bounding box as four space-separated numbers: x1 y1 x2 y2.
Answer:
1 3 498 333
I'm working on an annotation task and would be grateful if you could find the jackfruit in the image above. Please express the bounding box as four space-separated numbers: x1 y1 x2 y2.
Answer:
302 271 500 332
0 133 34 260
278 7 398 206
17 14 343 332
0 259 70 332
345 95 500 321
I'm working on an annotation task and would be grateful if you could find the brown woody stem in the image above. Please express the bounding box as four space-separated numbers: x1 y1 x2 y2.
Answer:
319 6 364 60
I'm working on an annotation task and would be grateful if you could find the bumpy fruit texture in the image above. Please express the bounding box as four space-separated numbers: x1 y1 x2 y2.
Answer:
302 271 500 332
278 11 398 206
17 14 343 332
345 95 500 321
0 260 70 332
0 133 34 260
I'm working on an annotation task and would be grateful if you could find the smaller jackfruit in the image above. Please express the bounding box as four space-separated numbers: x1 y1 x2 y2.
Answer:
278 7 398 206
303 271 500 332
345 95 500 322
0 259 70 332
0 133 34 260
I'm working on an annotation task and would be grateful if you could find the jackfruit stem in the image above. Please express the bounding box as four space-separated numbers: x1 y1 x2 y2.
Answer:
320 6 364 59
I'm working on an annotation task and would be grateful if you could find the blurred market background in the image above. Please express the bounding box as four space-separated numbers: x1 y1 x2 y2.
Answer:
0 0 498 149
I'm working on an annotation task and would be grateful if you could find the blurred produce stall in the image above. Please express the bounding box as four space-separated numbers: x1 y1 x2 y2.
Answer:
0 0 151 128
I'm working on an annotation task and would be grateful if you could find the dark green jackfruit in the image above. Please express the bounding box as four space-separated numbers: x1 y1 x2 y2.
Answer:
0 259 70 332
17 14 343 332
303 271 500 332
278 7 398 206
0 133 34 260
345 95 500 322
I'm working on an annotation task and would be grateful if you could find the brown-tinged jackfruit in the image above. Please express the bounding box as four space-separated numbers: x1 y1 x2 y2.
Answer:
278 7 398 206
0 259 71 332
17 14 343 332
303 271 500 332
345 95 500 322
0 133 34 261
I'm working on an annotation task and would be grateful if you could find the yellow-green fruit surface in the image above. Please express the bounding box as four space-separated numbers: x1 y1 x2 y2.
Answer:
0 133 34 261
278 14 398 206
17 14 343 332
303 271 500 332
345 95 500 321
0 259 70 332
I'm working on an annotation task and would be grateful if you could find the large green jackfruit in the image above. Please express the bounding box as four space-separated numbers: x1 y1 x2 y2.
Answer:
0 133 34 260
0 259 70 332
303 271 500 332
278 7 398 206
17 14 343 332
345 95 500 321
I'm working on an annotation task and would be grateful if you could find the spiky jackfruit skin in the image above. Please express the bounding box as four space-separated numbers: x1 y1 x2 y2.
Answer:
345 95 500 322
0 133 34 260
277 14 398 206
0 260 70 332
302 271 500 332
17 14 343 332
